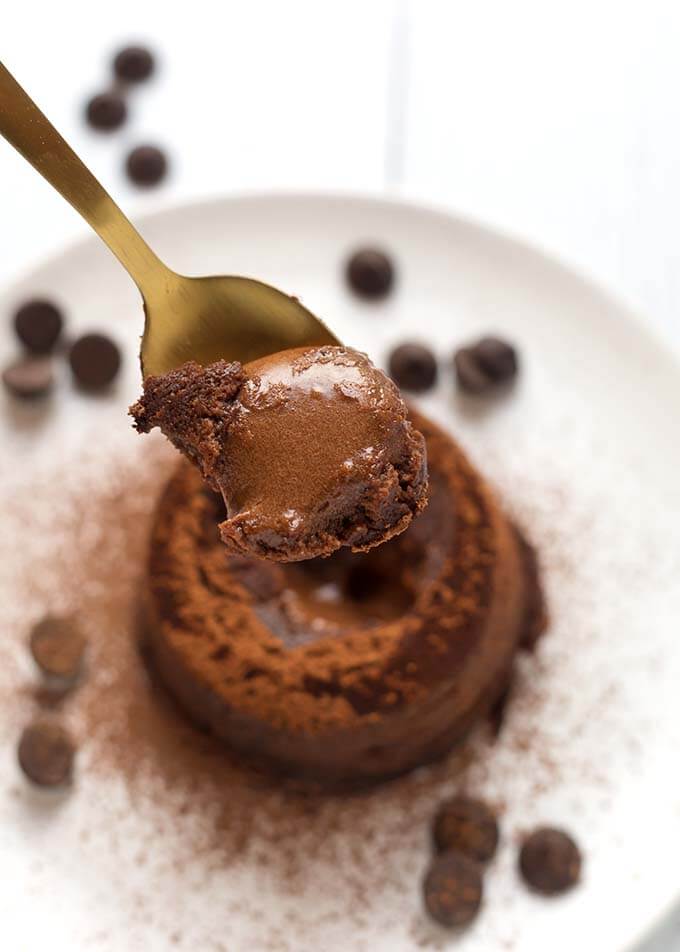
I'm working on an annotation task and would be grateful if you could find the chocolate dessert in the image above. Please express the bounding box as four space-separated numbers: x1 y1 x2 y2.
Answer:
131 346 428 562
143 409 545 786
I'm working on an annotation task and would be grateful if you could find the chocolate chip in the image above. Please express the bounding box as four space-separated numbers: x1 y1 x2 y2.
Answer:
17 721 75 787
454 336 519 395
423 851 483 929
346 248 394 299
113 45 155 83
388 343 437 392
432 796 499 864
453 347 493 394
475 336 518 383
519 827 582 896
29 616 86 684
125 145 168 187
2 357 54 399
68 333 121 390
85 92 127 131
13 299 64 353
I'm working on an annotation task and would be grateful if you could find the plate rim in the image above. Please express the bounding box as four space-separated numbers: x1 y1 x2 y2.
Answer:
3 188 679 375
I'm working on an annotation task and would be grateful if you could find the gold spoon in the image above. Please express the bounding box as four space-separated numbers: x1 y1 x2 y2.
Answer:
0 62 339 377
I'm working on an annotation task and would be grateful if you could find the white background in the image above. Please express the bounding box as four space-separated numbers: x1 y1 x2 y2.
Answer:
2 3 680 949
3 0 680 345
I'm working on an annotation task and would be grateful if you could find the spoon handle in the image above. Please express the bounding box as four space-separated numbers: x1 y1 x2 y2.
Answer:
0 61 169 294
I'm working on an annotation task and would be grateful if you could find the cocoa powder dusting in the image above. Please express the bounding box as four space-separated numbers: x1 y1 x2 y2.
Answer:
0 420 670 950
0 438 480 948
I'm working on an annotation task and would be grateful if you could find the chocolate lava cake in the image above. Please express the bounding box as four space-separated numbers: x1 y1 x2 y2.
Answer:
143 410 545 786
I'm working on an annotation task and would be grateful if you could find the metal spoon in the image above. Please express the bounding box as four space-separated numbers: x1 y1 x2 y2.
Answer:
0 62 339 377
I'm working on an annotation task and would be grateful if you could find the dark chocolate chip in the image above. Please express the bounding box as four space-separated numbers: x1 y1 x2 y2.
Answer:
346 248 394 299
125 145 168 187
519 827 582 896
17 721 75 787
13 299 64 353
453 347 493 394
113 45 155 83
29 616 87 683
388 342 437 392
2 357 54 399
475 336 518 383
454 336 520 395
432 796 499 864
423 851 483 929
68 333 121 390
85 92 127 131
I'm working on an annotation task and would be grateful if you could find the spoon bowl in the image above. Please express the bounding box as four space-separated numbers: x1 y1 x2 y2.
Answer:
141 272 338 378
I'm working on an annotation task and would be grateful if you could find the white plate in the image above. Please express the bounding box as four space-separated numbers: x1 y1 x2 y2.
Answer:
1 193 679 952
